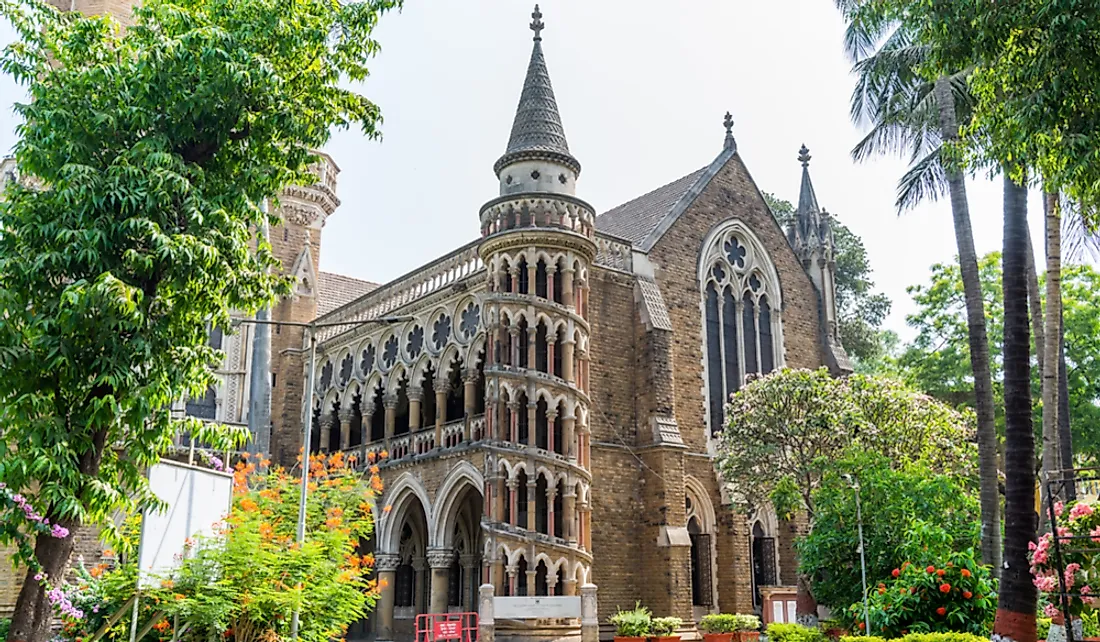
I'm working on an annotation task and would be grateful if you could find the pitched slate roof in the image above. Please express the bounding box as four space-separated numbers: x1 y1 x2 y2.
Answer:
595 167 708 246
317 272 379 316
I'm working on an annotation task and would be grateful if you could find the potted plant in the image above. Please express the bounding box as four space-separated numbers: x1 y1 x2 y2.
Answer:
610 602 652 642
734 614 761 642
652 617 683 642
699 614 738 642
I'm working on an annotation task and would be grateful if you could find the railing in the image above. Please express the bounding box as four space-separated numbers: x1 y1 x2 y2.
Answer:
442 419 465 448
594 232 634 272
479 193 596 240
342 414 488 465
315 240 485 343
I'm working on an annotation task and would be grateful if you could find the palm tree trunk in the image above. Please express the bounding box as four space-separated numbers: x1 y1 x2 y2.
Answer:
1025 231 1045 376
1057 314 1076 499
934 77 1001 574
1040 192 1062 528
994 172 1038 642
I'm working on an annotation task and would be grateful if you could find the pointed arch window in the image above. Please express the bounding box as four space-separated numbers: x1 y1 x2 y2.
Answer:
699 223 784 435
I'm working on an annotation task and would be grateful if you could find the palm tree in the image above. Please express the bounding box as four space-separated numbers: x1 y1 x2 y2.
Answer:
1040 192 1061 528
998 172 1038 642
835 7 1002 574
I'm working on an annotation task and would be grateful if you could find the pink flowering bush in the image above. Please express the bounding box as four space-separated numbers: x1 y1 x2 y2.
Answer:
1030 499 1100 618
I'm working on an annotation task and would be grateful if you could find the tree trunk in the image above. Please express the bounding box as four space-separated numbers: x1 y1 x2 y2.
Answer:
1025 231 1045 377
993 172 1037 642
1057 314 1075 500
795 573 819 627
934 77 1001 574
7 523 78 642
1040 192 1061 529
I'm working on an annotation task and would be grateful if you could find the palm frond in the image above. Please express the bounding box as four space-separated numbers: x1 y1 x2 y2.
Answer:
897 147 947 213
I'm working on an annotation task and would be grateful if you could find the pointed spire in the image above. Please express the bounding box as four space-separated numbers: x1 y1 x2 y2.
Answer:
723 112 736 152
494 5 580 177
796 144 821 226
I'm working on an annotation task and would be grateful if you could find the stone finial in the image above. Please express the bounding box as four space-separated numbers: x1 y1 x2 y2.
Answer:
530 4 544 41
723 112 736 151
798 144 811 167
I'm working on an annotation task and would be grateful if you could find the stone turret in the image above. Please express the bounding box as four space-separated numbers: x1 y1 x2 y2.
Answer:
478 5 596 601
787 145 851 374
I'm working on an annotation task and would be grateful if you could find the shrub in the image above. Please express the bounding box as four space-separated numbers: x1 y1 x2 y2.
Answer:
653 617 683 637
842 551 996 637
0 618 10 641
699 614 738 634
1036 618 1051 641
735 614 761 632
609 603 652 637
766 623 827 642
841 634 985 642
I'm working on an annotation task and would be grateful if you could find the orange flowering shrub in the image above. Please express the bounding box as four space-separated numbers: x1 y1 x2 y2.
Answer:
151 453 385 642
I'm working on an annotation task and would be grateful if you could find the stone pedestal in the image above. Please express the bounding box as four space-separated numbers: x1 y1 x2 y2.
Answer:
478 584 495 642
581 583 599 642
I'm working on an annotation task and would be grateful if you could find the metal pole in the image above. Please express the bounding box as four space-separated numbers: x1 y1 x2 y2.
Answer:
247 200 273 459
290 326 318 641
855 479 870 636
1047 477 1075 642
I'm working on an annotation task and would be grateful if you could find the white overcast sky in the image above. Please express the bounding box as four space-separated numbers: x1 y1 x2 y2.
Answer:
0 0 1048 341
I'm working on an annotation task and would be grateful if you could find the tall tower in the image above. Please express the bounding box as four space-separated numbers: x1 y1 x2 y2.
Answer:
480 5 597 597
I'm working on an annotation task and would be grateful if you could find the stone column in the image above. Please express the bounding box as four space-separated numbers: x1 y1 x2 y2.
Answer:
547 484 557 537
506 564 518 596
427 548 453 616
526 264 536 296
547 266 556 303
525 569 537 597
507 478 518 527
562 267 575 309
527 402 537 448
547 409 557 455
408 389 422 431
375 553 400 641
478 584 495 642
564 491 577 545
526 327 537 371
383 394 398 446
509 267 519 294
320 413 337 452
547 573 558 596
547 340 556 377
495 476 507 524
562 576 578 596
434 382 449 447
508 401 520 443
562 339 575 383
526 479 537 532
580 584 599 642
463 369 478 440
338 407 355 451
413 556 427 614
563 415 576 461
362 403 376 447
510 328 520 366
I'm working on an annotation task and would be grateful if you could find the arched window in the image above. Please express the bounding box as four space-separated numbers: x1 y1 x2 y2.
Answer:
698 223 784 435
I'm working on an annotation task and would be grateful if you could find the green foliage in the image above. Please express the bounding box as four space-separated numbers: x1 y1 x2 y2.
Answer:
841 552 997 638
609 603 652 637
895 253 1100 462
653 617 684 637
766 623 827 642
841 635 987 642
0 618 9 640
765 193 891 363
699 614 738 634
1029 499 1100 619
55 453 383 642
0 0 398 579
798 451 980 611
716 368 976 518
735 615 762 632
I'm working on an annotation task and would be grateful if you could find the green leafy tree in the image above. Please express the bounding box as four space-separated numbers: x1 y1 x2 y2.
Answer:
716 368 976 622
0 0 399 639
797 451 980 613
898 253 1100 464
764 193 892 362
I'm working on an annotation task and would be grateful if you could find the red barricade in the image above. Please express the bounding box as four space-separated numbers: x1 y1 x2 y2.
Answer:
415 612 478 642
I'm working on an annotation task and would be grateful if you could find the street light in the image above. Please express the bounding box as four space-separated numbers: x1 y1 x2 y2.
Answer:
230 314 410 639
843 473 871 636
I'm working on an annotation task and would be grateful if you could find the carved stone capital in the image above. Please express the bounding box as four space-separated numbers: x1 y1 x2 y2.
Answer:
426 548 454 569
375 553 401 573
383 393 400 409
407 388 424 403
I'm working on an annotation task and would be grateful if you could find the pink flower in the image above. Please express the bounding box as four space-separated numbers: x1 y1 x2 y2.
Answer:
1055 501 1065 517
1066 563 1082 589
1082 586 1093 596
1029 540 1039 551
1034 574 1059 592
1070 503 1095 520
1091 526 1100 543
1045 604 1061 618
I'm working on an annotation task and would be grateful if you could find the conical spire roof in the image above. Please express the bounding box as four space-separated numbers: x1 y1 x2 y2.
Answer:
796 144 820 219
494 5 581 176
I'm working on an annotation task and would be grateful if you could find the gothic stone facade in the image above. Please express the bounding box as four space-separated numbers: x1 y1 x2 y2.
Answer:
0 5 852 638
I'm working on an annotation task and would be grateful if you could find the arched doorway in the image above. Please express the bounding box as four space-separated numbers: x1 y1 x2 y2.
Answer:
751 510 779 612
433 465 485 614
685 480 716 621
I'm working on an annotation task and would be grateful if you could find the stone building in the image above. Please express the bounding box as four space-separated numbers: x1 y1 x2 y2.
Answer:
0 3 852 638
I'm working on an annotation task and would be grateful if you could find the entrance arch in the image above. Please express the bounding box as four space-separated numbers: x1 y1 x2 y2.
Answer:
685 476 717 620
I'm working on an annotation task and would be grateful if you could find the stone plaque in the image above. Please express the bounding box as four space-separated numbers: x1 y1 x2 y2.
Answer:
494 596 581 619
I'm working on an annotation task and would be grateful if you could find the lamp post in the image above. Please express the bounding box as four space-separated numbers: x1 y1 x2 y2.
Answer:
844 473 871 636
231 313 410 640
